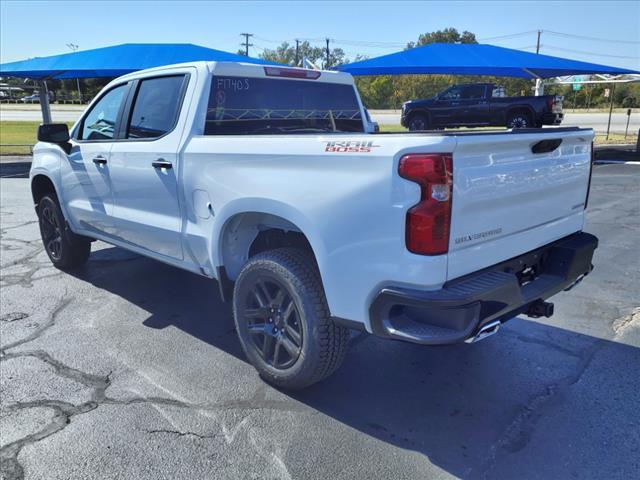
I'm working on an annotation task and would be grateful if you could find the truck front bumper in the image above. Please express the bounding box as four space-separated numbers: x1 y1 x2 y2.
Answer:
369 232 598 345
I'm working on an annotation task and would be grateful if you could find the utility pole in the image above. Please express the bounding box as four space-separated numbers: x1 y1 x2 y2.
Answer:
295 39 300 67
534 30 543 96
240 33 253 56
606 83 616 140
325 38 330 68
66 43 82 103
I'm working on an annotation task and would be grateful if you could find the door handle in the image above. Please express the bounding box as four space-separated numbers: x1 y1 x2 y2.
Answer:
152 159 173 169
92 155 107 165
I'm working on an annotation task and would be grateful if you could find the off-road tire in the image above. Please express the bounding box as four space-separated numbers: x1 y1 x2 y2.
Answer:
408 112 429 131
233 248 349 389
506 111 533 129
37 194 91 269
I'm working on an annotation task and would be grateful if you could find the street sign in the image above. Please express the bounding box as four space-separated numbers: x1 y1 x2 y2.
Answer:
572 75 585 91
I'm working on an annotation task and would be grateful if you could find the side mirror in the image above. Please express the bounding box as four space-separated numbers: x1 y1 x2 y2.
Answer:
38 124 71 153
38 123 70 143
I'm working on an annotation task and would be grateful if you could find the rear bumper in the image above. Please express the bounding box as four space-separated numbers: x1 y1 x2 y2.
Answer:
369 232 598 345
541 112 564 125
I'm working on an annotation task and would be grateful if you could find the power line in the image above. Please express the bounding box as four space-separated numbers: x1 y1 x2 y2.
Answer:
247 30 639 63
545 30 640 45
330 38 406 48
478 30 538 42
480 29 640 46
253 35 287 44
542 44 639 60
512 45 539 51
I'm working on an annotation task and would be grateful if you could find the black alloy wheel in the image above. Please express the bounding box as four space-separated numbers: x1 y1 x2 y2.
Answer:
37 194 91 269
39 198 64 261
243 277 303 370
507 113 532 129
408 113 429 131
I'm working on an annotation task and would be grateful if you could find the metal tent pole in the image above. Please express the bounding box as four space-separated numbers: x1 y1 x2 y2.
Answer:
38 80 52 124
534 30 544 96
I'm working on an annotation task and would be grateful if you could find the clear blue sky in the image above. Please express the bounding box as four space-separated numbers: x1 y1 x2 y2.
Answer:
1 0 638 69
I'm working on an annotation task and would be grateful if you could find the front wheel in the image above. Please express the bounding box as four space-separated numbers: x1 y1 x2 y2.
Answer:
408 113 429 131
37 194 91 269
232 248 349 390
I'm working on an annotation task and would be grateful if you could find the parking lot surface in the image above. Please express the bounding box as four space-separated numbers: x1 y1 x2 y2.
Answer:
1 165 639 480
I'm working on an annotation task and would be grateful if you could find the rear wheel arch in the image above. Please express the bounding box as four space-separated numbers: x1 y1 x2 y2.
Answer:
218 212 320 282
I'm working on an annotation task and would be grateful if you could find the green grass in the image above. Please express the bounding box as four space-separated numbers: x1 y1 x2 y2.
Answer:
0 121 40 155
0 121 636 155
0 121 73 155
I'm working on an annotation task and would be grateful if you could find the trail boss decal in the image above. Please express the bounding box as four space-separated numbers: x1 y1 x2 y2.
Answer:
325 140 380 153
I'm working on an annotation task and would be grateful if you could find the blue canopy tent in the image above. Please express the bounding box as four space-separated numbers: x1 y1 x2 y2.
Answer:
0 43 275 122
336 43 639 78
0 43 274 79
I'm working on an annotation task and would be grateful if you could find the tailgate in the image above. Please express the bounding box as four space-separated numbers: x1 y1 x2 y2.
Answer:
447 129 594 281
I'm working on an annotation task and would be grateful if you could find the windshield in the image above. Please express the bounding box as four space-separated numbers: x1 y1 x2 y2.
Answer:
204 76 364 135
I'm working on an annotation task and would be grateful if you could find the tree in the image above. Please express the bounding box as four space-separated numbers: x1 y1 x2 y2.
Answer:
356 29 481 108
406 28 477 49
259 41 348 68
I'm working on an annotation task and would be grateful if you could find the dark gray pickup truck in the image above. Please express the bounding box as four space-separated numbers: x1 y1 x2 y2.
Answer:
401 83 563 130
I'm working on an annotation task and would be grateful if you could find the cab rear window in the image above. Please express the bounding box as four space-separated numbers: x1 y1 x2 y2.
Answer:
204 76 364 135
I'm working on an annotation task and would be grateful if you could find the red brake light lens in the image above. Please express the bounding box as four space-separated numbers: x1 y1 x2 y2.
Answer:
399 153 453 255
263 67 321 80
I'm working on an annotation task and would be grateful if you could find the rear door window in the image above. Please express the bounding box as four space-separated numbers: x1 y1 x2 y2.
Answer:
461 85 485 99
127 75 186 139
205 76 364 135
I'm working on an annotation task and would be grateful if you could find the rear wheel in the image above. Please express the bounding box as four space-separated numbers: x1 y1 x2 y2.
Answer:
233 248 349 390
506 111 533 129
37 194 91 269
408 112 429 131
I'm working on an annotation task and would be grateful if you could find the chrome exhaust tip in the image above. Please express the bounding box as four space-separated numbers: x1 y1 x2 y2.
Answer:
465 320 501 344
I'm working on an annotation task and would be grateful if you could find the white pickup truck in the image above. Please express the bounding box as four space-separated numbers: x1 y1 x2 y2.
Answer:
31 61 598 389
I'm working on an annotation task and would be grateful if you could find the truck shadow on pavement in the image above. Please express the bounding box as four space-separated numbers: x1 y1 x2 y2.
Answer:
71 245 640 480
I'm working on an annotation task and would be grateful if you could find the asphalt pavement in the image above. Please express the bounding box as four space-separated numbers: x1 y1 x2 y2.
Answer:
1 165 639 480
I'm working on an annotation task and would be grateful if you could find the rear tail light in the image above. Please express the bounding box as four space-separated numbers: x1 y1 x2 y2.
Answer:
399 153 453 255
